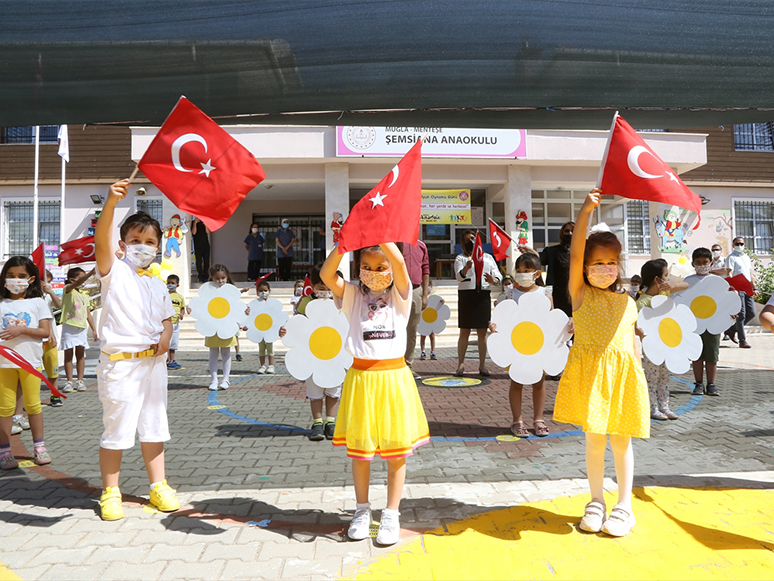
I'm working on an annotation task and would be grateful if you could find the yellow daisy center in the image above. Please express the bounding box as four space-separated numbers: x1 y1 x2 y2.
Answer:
254 313 273 331
422 308 438 323
658 317 683 348
690 295 717 319
208 297 230 319
309 326 341 361
510 321 544 356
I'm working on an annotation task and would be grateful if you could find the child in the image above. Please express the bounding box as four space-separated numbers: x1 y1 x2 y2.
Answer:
285 265 340 441
205 264 242 390
321 243 429 546
290 279 304 315
59 267 99 392
553 190 649 538
635 259 688 420
491 252 553 437
42 270 63 407
419 280 438 361
166 274 185 370
256 281 276 374
677 248 724 397
494 275 515 306
0 257 54 469
627 274 642 299
94 179 178 520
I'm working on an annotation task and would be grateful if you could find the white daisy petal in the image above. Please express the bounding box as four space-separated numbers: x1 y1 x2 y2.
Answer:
638 295 704 374
673 276 742 335
418 294 452 336
189 283 247 340
244 298 289 344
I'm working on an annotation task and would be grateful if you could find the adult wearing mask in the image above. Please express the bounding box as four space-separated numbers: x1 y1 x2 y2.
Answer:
710 244 731 277
455 229 501 377
191 216 211 283
275 219 297 281
519 221 574 318
725 236 755 348
244 223 265 282
403 240 430 372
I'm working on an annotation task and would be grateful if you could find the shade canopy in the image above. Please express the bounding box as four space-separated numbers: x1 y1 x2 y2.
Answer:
3 0 774 129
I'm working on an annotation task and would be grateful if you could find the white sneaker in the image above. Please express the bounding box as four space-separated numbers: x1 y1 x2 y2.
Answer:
208 380 219 391
257 365 267 374
75 380 87 392
12 415 29 430
61 381 73 393
347 507 372 540
601 506 636 537
219 380 230 390
579 501 606 533
376 510 400 545
11 424 22 436
266 365 275 374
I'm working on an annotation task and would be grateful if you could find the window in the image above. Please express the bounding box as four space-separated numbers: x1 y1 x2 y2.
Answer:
734 123 774 151
3 200 60 258
136 199 163 223
734 200 774 254
626 200 651 254
0 126 59 144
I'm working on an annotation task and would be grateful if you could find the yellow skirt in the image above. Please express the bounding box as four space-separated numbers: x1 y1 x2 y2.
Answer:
333 358 430 461
205 335 237 348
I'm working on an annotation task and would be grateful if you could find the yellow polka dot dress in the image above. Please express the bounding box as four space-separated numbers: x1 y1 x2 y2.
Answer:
554 286 650 438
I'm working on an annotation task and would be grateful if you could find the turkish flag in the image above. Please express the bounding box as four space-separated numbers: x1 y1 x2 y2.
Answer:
31 243 45 278
59 235 95 266
488 219 512 262
726 274 754 297
337 141 422 253
0 346 66 399
472 231 484 286
302 275 314 297
138 96 266 232
600 115 702 217
253 270 272 287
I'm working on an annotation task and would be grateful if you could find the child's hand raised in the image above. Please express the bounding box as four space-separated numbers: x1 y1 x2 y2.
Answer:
581 189 602 213
108 179 131 203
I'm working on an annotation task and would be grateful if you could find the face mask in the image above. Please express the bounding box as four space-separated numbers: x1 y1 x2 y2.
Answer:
258 291 270 300
316 290 333 300
464 240 474 254
712 250 722 258
504 286 514 299
294 288 303 296
559 230 573 245
167 284 177 291
586 264 618 289
630 285 639 292
360 269 393 292
282 222 289 229
514 272 537 288
695 264 712 275
124 243 158 269
734 244 744 253
251 228 259 234
5 278 29 295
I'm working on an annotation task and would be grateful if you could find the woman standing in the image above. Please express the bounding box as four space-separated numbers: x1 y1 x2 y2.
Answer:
275 219 297 281
191 217 211 283
455 229 501 377
244 223 265 282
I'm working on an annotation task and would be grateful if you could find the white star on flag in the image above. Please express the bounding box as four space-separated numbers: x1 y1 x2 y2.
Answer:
369 192 387 208
75 248 83 255
199 159 216 178
666 171 679 183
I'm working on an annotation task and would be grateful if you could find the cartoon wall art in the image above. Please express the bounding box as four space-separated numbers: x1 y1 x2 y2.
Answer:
163 214 189 258
487 291 571 385
515 210 530 245
331 212 344 245
188 282 247 339
673 275 741 335
705 211 733 252
418 295 450 337
653 209 687 253
637 295 702 374
244 298 288 344
281 299 352 388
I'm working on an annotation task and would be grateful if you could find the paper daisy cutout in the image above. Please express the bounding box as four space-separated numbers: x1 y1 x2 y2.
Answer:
637 295 703 374
418 294 451 336
281 299 353 388
673 275 741 335
188 282 247 340
487 291 571 385
244 298 289 344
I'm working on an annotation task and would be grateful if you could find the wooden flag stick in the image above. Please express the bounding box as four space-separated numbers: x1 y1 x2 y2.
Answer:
128 165 140 181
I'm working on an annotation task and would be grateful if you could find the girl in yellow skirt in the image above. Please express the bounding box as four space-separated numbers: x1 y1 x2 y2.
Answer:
322 243 429 546
553 190 649 538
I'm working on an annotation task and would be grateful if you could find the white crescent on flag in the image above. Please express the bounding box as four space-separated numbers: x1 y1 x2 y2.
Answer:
171 133 215 177
627 146 663 180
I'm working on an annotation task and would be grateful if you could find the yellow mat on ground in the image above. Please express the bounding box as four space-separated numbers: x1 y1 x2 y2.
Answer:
0 564 20 581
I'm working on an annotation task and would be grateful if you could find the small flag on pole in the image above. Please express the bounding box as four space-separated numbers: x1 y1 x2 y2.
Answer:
57 125 69 163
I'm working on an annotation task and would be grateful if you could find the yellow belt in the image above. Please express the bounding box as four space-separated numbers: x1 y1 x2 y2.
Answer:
102 347 157 361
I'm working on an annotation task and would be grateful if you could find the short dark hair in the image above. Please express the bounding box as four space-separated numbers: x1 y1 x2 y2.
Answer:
67 267 85 281
692 247 712 262
120 211 163 244
733 236 744 245
309 264 324 286
0 256 43 299
639 259 667 290
514 251 545 286
257 281 271 291
167 274 180 285
209 264 234 285
630 274 642 284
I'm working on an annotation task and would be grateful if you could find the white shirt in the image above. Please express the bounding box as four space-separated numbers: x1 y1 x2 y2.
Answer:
97 259 175 354
454 253 501 291
338 281 410 360
0 297 52 368
726 251 752 281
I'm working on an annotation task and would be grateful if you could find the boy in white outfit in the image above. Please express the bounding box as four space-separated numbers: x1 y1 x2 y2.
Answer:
94 178 177 521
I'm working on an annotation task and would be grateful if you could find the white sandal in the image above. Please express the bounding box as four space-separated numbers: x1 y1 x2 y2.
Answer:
601 506 636 537
579 501 606 533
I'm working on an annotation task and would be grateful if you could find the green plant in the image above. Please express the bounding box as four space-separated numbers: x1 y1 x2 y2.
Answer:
748 250 774 304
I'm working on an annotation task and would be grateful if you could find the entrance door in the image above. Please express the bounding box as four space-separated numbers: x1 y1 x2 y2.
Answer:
251 215 325 278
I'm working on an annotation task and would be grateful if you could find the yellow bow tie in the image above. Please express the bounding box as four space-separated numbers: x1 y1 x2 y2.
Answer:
137 268 153 277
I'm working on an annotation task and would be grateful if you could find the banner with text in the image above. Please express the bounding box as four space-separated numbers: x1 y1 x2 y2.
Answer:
421 190 471 224
337 127 527 158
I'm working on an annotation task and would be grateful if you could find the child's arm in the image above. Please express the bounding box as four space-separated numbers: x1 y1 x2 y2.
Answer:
95 179 130 276
87 309 99 341
632 326 643 361
380 243 410 300
43 282 62 309
0 317 50 341
155 318 173 357
321 248 347 299
64 268 95 294
179 298 185 321
657 278 689 294
568 190 600 312
760 304 774 331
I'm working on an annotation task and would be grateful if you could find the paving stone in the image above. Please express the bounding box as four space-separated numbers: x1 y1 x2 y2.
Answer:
142 543 206 564
98 561 166 580
220 558 283 580
39 563 110 580
5 564 52 581
200 542 260 563
159 559 226 580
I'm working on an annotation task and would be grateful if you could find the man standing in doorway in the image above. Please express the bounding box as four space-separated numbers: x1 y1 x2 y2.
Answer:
275 219 297 281
725 236 755 349
191 216 210 283
403 240 430 376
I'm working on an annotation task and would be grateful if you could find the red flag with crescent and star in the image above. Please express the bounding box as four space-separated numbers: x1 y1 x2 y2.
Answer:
488 218 512 262
472 231 485 286
301 275 315 297
600 115 702 220
726 273 754 297
59 235 95 266
337 141 422 253
0 346 66 398
138 96 266 232
253 271 272 287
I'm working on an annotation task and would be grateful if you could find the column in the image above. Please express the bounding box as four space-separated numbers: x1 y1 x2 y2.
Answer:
325 163 350 279
503 165 532 273
161 197 191 297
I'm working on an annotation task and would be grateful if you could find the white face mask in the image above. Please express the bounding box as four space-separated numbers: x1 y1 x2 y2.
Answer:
734 244 745 253
712 250 722 258
514 272 537 288
124 243 158 269
695 264 712 275
630 285 639 292
316 290 333 300
258 291 270 300
252 228 259 234
5 278 29 295
294 287 303 296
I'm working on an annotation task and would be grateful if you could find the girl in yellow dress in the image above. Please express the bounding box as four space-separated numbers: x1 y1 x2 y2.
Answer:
553 190 649 538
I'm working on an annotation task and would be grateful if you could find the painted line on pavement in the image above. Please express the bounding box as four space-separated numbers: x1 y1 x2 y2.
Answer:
206 390 309 435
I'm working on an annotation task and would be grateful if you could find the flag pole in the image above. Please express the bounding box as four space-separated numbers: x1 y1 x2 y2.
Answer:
594 111 619 225
128 165 140 181
60 147 66 247
33 126 40 249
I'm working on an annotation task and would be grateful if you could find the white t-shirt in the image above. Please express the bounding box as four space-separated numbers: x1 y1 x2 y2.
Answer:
726 251 752 281
97 259 175 355
454 253 501 290
337 281 411 360
0 297 52 368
